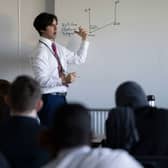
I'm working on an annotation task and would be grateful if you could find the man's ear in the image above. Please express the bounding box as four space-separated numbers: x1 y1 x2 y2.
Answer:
36 99 43 112
40 29 45 35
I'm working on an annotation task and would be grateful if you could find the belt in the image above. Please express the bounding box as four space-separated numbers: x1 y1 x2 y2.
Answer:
49 92 67 96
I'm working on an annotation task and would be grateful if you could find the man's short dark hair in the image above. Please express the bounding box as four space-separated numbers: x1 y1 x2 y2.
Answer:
33 12 58 35
9 75 41 113
51 103 91 151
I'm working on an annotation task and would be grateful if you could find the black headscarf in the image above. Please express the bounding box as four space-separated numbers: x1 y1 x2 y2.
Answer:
104 107 139 151
115 81 148 109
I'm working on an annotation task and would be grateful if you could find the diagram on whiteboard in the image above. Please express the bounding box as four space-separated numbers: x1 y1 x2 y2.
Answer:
61 0 120 37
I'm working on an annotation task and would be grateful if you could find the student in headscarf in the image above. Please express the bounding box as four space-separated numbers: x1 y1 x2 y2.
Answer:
115 81 168 155
103 107 139 153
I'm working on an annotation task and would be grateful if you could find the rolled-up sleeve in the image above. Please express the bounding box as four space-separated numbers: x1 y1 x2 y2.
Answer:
60 40 89 65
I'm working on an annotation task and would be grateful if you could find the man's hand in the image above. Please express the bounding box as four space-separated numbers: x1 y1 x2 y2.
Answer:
61 72 77 85
74 27 88 41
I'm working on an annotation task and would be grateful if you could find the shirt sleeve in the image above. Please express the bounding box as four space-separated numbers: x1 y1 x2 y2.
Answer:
61 40 89 65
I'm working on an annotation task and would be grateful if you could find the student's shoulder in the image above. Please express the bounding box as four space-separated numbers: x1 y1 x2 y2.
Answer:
92 147 126 159
93 148 143 168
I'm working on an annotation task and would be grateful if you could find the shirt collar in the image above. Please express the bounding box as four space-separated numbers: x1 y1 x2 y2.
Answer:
39 36 55 48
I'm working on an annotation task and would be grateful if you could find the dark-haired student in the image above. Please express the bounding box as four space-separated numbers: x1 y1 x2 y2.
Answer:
0 75 50 168
31 12 89 127
41 103 143 168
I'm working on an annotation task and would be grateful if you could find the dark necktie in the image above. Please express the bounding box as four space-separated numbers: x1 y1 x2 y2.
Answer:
51 43 63 77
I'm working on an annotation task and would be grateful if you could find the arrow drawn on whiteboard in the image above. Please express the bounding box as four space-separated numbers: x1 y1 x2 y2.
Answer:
85 0 120 36
61 0 120 37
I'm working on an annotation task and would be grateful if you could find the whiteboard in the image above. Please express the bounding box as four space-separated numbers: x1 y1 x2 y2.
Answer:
55 0 168 108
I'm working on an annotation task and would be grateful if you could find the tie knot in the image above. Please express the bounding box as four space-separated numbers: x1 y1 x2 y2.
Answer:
51 43 57 53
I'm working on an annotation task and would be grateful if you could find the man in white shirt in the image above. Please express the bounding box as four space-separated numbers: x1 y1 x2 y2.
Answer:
31 12 89 127
42 103 143 168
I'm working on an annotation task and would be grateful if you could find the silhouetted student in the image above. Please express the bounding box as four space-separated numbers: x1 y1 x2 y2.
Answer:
0 75 50 168
0 79 10 123
41 103 143 168
102 107 139 153
115 81 168 155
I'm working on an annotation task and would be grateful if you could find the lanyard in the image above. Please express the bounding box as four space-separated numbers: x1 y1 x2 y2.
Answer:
39 40 65 73
39 40 55 56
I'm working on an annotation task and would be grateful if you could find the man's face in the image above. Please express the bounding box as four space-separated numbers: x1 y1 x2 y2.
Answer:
41 19 58 40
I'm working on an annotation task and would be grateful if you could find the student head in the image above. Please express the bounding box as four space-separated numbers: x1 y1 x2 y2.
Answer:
7 75 42 114
44 103 91 155
115 81 148 109
33 12 58 40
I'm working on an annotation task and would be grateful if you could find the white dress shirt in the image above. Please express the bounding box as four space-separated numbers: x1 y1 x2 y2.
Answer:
42 146 143 168
31 37 89 94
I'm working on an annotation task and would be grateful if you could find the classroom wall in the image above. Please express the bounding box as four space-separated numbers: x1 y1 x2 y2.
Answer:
0 0 168 109
0 0 54 80
55 0 168 108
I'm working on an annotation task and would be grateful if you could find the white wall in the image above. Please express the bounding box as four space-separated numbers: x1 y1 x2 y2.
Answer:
0 0 168 109
0 0 54 81
55 0 168 108
0 0 18 80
